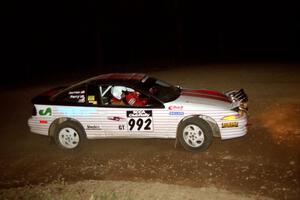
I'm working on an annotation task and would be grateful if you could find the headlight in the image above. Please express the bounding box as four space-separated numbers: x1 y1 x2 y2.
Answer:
222 114 240 120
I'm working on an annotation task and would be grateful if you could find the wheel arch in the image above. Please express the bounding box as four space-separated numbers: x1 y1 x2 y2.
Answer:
48 117 86 139
176 114 220 138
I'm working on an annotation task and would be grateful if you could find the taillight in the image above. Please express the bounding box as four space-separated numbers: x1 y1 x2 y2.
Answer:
32 105 37 116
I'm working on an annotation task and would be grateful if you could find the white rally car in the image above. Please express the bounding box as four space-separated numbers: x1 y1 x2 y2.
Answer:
28 73 248 151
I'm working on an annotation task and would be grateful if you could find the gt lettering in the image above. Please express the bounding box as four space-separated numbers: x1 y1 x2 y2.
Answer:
118 125 125 130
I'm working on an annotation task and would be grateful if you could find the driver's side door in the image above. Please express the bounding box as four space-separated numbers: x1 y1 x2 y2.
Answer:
97 84 165 138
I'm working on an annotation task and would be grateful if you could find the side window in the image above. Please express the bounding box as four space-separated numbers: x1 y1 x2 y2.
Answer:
56 85 86 105
100 85 162 108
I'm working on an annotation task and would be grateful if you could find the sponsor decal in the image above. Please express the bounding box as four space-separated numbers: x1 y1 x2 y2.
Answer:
39 107 52 116
108 116 125 121
128 98 136 106
127 110 152 117
222 122 239 128
88 95 95 101
88 96 97 105
89 101 97 105
68 90 85 103
70 95 85 99
69 90 85 95
69 94 85 103
39 120 47 124
86 125 101 130
168 105 183 110
169 111 184 116
126 110 153 131
57 107 97 116
78 98 85 103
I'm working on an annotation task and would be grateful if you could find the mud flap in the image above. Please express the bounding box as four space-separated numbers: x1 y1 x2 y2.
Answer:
174 137 179 149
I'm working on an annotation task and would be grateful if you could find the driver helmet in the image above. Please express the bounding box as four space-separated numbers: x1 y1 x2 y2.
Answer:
111 86 127 100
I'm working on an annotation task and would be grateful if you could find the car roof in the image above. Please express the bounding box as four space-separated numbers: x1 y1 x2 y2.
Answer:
52 73 148 99
84 73 147 83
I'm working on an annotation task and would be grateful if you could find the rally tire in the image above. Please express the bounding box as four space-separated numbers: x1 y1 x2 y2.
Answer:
177 117 213 152
53 120 86 150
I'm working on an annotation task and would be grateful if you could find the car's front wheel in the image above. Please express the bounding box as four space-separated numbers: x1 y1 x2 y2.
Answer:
54 121 85 150
177 117 213 151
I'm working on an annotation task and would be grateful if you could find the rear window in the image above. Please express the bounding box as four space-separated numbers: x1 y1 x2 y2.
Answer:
55 85 86 105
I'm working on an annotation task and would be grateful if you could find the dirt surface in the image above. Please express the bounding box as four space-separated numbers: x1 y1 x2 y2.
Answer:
0 180 272 200
0 63 299 199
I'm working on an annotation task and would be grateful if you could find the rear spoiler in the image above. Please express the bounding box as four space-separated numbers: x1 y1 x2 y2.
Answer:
31 86 66 104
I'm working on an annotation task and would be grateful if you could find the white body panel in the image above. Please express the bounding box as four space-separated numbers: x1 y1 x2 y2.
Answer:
28 94 247 140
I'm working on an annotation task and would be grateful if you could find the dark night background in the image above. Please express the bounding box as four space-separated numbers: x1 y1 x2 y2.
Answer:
2 1 300 86
1 2 300 198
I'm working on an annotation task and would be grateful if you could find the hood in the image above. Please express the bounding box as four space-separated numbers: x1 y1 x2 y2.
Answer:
181 89 231 102
169 88 232 109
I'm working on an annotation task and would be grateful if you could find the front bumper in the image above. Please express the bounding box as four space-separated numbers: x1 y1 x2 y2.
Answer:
218 114 248 140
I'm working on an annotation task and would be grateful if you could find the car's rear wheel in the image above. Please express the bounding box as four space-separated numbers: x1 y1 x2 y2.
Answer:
54 121 85 150
177 117 213 151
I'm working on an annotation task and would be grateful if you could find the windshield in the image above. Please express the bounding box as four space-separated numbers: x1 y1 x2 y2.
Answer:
140 77 181 102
